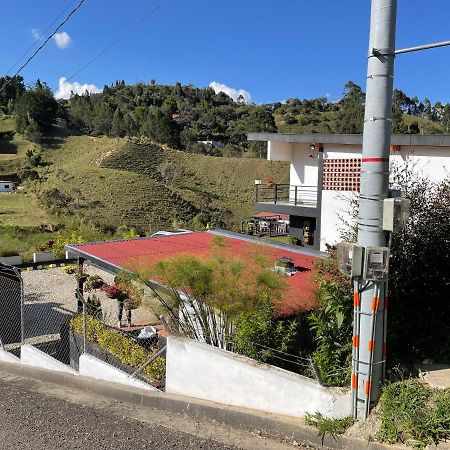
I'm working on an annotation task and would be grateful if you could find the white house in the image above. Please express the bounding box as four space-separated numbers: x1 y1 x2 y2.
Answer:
248 133 450 251
0 181 15 192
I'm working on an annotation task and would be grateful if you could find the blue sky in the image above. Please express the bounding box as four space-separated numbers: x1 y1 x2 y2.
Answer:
1 1 450 104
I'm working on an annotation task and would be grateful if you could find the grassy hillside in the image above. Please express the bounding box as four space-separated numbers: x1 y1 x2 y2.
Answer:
0 127 288 256
0 116 35 176
37 135 288 230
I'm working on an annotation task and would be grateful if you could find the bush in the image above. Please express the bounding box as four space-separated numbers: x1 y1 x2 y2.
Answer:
377 380 450 449
233 295 298 367
70 315 165 381
308 254 353 386
305 412 354 442
389 178 450 364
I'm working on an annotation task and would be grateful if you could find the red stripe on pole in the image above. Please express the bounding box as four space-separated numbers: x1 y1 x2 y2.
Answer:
362 157 389 163
352 374 358 390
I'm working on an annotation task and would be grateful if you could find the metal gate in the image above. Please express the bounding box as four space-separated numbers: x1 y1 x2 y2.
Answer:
0 263 23 352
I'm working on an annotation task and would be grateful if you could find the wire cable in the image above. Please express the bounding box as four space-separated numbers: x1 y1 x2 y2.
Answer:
13 0 86 77
6 0 78 75
58 0 169 91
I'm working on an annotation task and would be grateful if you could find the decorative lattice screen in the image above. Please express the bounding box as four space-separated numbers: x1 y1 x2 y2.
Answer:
323 158 361 191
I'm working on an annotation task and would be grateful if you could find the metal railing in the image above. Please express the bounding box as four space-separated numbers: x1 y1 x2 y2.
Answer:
255 184 318 207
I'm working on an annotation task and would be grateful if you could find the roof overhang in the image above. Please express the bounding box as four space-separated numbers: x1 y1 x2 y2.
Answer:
247 132 450 147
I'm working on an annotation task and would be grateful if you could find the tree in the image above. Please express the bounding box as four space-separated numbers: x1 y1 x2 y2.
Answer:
388 176 450 364
0 76 25 113
15 80 58 134
136 237 287 349
141 110 180 147
334 81 365 133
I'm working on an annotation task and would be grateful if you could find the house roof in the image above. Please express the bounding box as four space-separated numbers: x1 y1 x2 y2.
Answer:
248 132 450 147
66 230 324 317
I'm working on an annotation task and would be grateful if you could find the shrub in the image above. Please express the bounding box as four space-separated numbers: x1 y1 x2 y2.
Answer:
85 275 104 291
52 231 84 258
233 295 298 368
70 314 165 381
62 264 77 274
377 380 450 449
305 412 354 442
308 254 353 386
0 247 19 257
388 179 450 364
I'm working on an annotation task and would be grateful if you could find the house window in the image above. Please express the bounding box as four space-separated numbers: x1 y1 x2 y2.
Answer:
4 185 9 189
322 158 361 191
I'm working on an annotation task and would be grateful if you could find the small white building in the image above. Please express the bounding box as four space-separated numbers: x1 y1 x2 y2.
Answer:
248 133 450 251
0 181 15 192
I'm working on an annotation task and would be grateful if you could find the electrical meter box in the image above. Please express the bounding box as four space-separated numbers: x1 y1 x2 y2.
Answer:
383 197 411 232
337 242 363 277
363 247 390 281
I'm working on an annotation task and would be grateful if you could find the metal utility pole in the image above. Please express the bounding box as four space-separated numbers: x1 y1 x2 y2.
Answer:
353 0 397 419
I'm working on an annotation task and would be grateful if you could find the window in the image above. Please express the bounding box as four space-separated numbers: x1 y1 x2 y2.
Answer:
322 158 361 191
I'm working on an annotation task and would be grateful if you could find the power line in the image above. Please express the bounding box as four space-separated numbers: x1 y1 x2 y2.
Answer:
59 0 169 91
13 0 86 78
6 0 78 75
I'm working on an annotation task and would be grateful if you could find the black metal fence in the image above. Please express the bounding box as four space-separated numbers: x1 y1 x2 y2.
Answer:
256 184 318 207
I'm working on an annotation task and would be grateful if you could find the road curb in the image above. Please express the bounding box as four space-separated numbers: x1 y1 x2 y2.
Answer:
0 361 400 449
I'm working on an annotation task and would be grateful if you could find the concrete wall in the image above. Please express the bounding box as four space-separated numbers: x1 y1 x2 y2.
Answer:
268 141 450 250
33 252 57 263
320 191 356 249
166 336 351 419
0 255 22 266
268 141 293 161
21 344 78 375
0 348 21 364
79 354 158 391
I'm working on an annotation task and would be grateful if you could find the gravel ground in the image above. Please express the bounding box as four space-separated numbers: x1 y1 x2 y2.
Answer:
0 378 241 450
21 266 158 345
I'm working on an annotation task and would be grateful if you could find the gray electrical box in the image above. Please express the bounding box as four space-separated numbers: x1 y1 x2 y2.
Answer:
383 197 411 232
337 243 363 277
363 247 390 281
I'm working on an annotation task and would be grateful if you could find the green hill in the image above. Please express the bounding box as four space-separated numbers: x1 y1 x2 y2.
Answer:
0 126 288 256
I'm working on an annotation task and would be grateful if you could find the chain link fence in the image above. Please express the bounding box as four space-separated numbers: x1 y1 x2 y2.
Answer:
70 266 167 389
0 263 23 356
0 263 166 390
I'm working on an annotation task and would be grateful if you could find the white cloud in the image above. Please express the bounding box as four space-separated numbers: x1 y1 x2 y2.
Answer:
53 32 72 49
55 77 101 99
31 28 42 40
209 81 252 104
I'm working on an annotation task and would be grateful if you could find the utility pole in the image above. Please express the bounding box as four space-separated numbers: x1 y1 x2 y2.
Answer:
354 0 397 420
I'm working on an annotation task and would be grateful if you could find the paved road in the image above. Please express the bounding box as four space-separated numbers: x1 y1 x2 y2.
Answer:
0 376 297 450
0 379 240 450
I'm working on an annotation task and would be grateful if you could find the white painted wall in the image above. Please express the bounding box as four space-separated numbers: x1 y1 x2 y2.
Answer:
79 354 158 391
0 348 21 364
321 191 356 249
166 336 351 419
0 182 14 192
33 252 57 263
21 344 78 375
0 255 22 266
267 141 450 250
268 141 293 161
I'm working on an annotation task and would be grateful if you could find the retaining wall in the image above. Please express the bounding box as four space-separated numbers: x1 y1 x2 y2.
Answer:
166 336 351 419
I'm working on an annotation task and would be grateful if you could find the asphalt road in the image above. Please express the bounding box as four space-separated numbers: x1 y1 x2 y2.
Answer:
0 376 297 450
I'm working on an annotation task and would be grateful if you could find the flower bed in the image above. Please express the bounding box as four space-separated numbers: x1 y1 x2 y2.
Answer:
69 315 165 386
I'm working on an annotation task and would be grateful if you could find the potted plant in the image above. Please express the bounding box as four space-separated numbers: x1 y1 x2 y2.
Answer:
85 275 105 291
74 266 89 283
101 283 126 299
33 240 57 263
265 175 275 188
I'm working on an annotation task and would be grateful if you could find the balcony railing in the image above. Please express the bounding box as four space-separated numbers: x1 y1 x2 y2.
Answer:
255 184 318 208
